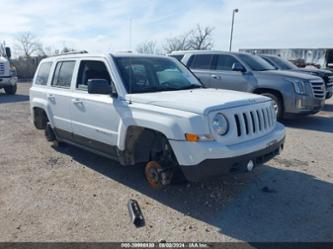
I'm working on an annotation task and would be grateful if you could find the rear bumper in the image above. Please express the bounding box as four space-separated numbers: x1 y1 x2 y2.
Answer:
180 137 284 182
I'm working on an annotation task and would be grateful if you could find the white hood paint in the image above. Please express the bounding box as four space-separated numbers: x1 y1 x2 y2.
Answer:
127 88 270 115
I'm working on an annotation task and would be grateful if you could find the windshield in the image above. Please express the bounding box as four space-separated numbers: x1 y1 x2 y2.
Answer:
114 56 202 94
238 53 276 71
268 56 297 70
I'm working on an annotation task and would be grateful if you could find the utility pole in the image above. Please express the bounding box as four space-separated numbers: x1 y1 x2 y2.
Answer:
129 18 132 51
229 8 239 52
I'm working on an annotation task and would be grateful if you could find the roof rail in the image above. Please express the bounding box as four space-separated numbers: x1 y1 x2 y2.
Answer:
48 50 88 57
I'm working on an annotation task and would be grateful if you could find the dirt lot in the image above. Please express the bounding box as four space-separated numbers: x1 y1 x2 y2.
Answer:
0 82 332 242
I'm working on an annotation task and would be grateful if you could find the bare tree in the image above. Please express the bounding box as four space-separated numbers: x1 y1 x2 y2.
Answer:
14 32 44 57
136 41 159 54
188 25 214 50
163 32 192 54
162 25 214 53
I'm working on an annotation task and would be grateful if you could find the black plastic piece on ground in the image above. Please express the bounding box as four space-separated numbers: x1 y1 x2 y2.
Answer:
128 199 145 228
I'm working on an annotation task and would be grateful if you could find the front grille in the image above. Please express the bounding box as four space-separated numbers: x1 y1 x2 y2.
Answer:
0 63 4 75
234 105 275 137
310 80 326 99
327 75 333 87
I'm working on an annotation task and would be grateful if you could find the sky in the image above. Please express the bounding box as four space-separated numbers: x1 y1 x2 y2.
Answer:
1 0 332 56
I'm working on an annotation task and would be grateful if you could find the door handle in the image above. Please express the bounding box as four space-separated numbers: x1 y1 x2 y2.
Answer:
72 98 83 104
211 74 221 79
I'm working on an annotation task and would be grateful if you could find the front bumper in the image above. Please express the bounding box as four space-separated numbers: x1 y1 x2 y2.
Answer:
0 76 17 87
181 137 284 182
285 95 325 116
169 123 285 181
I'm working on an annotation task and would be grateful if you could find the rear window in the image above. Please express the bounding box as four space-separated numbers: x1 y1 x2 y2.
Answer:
35 62 52 85
188 54 214 70
52 61 76 88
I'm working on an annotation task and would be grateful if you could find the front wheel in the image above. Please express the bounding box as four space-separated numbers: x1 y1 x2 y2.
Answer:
326 91 332 99
261 93 283 120
4 84 17 95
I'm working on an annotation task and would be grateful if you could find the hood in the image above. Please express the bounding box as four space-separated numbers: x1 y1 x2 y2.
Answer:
256 69 323 81
127 88 270 115
291 68 333 77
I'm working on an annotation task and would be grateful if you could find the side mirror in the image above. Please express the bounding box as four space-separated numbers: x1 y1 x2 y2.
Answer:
88 79 117 97
232 62 246 72
5 47 11 59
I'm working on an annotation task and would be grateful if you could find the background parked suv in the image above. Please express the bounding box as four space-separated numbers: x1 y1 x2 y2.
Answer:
170 51 326 119
259 54 333 99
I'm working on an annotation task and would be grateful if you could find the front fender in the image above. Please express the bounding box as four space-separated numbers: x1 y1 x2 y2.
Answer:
116 103 209 150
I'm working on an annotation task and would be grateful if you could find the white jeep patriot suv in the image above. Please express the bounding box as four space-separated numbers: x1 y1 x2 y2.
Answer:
30 52 285 188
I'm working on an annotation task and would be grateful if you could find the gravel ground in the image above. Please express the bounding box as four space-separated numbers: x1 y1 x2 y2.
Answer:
0 82 332 242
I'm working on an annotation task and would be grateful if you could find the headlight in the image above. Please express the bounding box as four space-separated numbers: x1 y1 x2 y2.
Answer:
212 113 229 135
292 80 306 94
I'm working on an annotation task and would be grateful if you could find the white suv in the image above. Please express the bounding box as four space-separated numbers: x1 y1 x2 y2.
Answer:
30 52 285 188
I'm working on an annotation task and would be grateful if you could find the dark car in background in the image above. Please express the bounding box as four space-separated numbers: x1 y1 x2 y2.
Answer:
260 54 333 99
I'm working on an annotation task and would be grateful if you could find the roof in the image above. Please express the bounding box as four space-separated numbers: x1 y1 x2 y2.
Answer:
169 50 252 56
40 52 170 62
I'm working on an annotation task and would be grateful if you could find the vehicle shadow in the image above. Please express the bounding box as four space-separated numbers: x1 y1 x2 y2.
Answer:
0 93 29 104
282 114 333 133
55 145 333 242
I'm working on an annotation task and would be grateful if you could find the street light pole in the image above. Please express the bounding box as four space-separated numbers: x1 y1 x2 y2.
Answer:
229 8 239 52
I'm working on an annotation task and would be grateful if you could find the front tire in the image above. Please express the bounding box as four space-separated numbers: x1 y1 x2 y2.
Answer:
326 91 332 99
4 84 17 95
261 92 283 119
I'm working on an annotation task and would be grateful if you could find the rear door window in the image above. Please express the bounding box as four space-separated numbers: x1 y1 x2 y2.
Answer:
188 54 214 70
52 61 76 88
35 62 52 85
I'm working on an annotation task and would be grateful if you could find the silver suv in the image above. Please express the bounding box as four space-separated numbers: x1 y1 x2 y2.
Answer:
170 50 326 119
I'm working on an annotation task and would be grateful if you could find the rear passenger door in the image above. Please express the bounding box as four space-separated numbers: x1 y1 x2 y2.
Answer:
187 54 214 87
70 59 121 157
48 60 76 140
210 54 249 91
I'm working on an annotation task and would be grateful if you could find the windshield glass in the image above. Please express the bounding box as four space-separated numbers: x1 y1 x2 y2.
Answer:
114 56 202 94
238 53 276 71
268 56 297 70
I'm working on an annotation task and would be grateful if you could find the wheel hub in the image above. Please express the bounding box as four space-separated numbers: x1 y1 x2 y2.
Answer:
145 161 173 188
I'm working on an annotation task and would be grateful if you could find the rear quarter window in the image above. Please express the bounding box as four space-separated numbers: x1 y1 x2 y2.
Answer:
188 54 214 70
35 62 52 85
